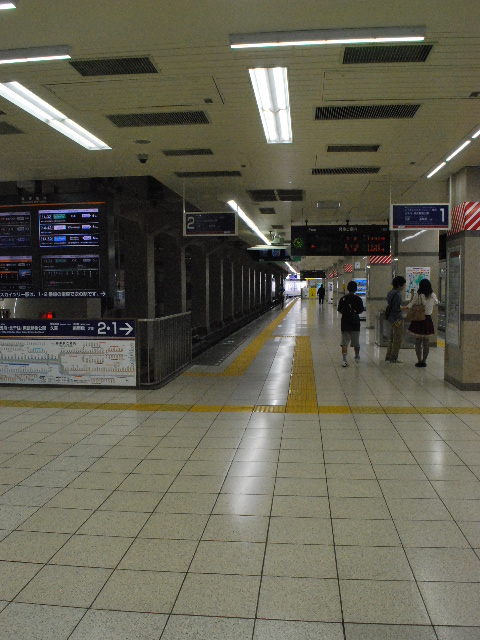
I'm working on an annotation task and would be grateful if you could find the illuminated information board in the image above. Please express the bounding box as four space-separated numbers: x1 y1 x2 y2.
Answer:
39 208 100 248
291 225 390 256
0 256 33 296
41 255 101 292
183 211 237 236
0 211 31 248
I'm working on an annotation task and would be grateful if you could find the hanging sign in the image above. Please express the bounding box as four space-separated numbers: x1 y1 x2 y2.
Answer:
390 204 450 229
183 212 237 236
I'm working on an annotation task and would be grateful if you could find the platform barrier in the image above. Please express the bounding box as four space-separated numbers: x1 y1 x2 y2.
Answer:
137 312 192 386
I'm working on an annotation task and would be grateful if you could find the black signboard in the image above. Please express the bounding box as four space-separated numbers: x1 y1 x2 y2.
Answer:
0 255 33 294
301 270 326 279
41 255 101 291
183 211 237 236
291 225 390 256
249 248 290 262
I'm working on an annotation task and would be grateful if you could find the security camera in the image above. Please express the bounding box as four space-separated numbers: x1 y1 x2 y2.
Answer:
138 154 148 164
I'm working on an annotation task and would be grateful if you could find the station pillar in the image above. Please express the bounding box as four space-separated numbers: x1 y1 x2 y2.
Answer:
444 167 480 389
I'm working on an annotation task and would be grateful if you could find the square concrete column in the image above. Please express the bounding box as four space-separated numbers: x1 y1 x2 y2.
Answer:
190 248 208 332
209 253 223 328
163 245 186 316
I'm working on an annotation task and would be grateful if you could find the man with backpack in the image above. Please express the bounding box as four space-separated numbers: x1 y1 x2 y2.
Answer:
337 280 365 367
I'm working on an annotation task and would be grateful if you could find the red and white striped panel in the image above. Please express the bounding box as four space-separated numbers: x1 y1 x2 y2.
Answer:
369 255 392 265
464 202 480 230
332 269 338 276
448 202 480 235
328 272 334 279
344 263 353 273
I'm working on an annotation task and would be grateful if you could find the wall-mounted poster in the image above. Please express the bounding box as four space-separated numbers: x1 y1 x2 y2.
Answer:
446 247 461 347
405 267 431 299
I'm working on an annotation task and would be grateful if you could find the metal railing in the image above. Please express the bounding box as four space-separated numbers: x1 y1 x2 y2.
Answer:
137 312 192 386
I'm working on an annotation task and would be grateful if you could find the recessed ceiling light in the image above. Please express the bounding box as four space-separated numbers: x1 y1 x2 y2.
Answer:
0 45 71 65
231 26 425 49
0 2 17 9
0 81 110 150
249 67 292 144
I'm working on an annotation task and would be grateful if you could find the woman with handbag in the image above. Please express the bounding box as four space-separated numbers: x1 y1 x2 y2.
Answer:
406 278 438 367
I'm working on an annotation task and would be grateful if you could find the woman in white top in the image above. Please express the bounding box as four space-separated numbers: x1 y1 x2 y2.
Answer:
407 278 438 367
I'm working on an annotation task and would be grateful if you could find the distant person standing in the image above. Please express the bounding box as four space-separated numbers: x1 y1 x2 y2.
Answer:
338 280 364 367
277 284 285 309
317 284 325 305
407 278 438 367
385 276 408 363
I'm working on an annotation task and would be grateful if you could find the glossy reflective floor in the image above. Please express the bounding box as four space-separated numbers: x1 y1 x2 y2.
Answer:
1 298 480 639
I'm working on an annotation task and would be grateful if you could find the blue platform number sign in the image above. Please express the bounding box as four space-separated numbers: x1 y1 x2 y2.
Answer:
390 204 450 230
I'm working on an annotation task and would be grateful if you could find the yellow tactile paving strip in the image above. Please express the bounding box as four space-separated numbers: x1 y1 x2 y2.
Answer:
184 299 298 377
0 398 479 414
286 336 318 414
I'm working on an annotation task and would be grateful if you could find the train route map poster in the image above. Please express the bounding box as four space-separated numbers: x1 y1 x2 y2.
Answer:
0 320 136 386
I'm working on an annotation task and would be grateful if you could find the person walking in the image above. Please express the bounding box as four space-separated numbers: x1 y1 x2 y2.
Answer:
317 284 325 305
385 276 408 363
407 278 438 367
338 280 364 367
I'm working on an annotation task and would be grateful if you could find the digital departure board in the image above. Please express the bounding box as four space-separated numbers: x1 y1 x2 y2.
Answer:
39 208 100 248
0 212 31 249
41 255 101 292
0 256 33 295
291 225 390 256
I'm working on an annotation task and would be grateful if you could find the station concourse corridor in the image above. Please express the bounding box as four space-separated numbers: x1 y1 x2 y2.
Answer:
1 298 480 639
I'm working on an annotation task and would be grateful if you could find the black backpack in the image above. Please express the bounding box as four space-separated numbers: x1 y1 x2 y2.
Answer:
338 295 357 320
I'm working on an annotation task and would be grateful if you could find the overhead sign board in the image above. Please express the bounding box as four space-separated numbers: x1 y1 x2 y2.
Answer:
291 225 390 257
183 211 237 237
390 204 450 229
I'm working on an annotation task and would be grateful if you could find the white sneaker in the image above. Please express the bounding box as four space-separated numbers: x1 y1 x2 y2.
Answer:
342 361 348 367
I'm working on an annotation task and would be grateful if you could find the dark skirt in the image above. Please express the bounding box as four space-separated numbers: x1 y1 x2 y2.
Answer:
408 315 434 337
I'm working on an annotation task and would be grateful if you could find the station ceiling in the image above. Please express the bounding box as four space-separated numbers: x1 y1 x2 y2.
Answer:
0 1 478 271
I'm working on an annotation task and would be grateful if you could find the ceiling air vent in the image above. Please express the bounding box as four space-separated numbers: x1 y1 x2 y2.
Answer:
0 122 23 135
271 224 284 229
163 148 213 156
343 44 433 64
248 189 304 202
315 105 420 120
107 111 209 127
259 207 276 215
69 57 158 76
312 167 380 175
248 190 278 202
277 190 303 201
327 144 379 153
174 170 241 178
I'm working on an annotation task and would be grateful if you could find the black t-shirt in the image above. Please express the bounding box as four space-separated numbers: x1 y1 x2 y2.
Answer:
338 293 364 331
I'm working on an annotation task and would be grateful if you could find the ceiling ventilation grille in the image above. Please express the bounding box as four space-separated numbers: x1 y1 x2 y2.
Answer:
174 170 241 178
327 144 379 153
315 105 420 120
343 44 433 64
163 148 213 156
0 122 23 135
312 167 380 175
107 111 209 127
248 189 304 202
69 57 158 76
271 224 284 229
259 207 276 215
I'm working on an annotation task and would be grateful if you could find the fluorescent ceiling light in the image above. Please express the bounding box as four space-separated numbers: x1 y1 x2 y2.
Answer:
402 230 426 242
227 200 271 245
473 128 480 139
249 67 292 144
0 45 71 65
231 26 425 49
285 262 298 274
445 140 471 162
427 162 446 178
0 2 16 9
0 82 111 150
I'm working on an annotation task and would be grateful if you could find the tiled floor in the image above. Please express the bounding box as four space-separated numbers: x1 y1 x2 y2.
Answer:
1 298 480 638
